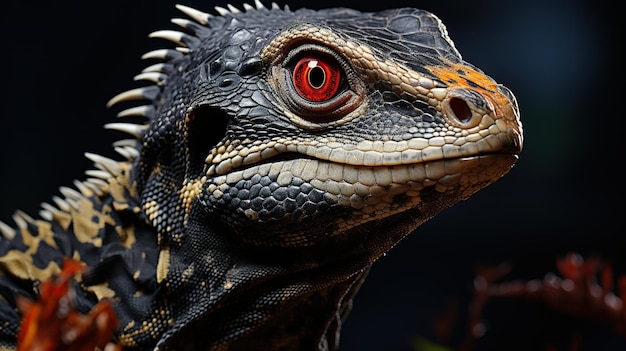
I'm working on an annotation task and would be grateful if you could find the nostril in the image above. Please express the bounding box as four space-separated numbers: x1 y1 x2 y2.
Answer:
449 97 472 124
443 89 485 128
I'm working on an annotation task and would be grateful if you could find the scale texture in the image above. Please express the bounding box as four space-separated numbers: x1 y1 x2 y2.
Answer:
0 2 523 350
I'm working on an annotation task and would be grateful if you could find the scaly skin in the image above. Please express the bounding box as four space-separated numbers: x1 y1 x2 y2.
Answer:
0 2 522 350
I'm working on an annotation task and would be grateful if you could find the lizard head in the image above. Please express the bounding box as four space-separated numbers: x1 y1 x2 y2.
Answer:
111 6 522 250
88 4 525 348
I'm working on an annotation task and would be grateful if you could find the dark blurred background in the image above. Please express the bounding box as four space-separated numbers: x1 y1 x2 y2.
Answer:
0 0 620 350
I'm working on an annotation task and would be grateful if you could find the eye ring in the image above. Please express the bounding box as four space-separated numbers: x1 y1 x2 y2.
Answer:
267 43 366 128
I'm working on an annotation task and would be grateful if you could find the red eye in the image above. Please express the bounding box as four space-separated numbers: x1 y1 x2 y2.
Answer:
292 55 341 102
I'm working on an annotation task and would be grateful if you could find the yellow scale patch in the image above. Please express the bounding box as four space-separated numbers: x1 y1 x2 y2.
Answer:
0 250 61 283
108 161 140 213
0 221 63 282
180 177 206 216
84 282 116 300
20 221 58 256
156 246 170 284
144 200 159 224
71 197 116 247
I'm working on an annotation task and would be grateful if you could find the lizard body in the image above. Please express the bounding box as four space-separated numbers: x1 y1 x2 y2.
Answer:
0 2 523 350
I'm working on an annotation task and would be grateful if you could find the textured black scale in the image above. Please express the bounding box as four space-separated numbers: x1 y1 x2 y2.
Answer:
0 3 523 351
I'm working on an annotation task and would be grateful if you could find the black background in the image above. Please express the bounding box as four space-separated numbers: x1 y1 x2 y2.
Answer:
0 0 620 350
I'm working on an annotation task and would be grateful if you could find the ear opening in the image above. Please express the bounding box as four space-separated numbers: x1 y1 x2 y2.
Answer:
185 105 230 173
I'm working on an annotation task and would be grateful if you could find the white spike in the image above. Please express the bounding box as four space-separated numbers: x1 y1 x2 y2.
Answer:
171 18 194 30
242 3 254 11
171 18 191 28
104 122 148 139
121 146 140 158
117 105 155 119
151 26 201 49
86 177 109 188
134 72 167 84
59 186 83 201
271 2 279 9
141 49 183 61
85 178 109 194
40 202 59 213
52 196 72 212
106 86 160 108
0 220 16 239
254 0 266 9
142 63 172 74
84 152 122 175
73 180 93 197
15 209 35 222
114 146 133 160
64 198 79 211
176 47 191 54
39 209 53 222
113 139 139 148
81 180 105 196
175 4 211 25
214 6 230 16
227 4 241 13
40 202 66 217
85 169 112 180
12 212 28 230
149 30 187 47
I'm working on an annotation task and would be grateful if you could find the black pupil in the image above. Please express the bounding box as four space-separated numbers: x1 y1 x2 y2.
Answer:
309 66 325 89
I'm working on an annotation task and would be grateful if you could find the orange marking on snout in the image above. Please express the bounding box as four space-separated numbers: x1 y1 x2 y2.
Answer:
425 61 511 110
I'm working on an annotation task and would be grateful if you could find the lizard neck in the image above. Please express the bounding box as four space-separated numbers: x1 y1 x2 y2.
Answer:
152 204 429 350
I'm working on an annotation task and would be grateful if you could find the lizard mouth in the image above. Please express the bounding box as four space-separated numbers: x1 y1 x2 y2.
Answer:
204 129 521 180
206 150 518 201
200 151 518 247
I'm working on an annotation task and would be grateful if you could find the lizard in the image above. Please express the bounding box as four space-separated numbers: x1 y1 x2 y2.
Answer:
0 1 523 350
